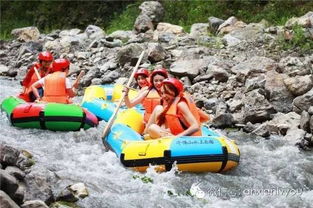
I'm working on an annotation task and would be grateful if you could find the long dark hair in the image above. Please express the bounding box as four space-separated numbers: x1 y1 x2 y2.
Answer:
156 83 179 126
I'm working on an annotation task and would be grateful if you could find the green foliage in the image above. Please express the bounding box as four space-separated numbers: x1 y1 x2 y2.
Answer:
133 174 154 183
106 2 141 34
1 0 312 40
277 25 313 53
161 0 313 32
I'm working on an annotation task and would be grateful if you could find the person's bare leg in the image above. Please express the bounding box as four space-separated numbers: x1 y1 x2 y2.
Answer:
148 124 173 139
144 105 163 134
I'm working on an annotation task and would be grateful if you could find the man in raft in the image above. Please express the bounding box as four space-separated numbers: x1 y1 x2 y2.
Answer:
31 58 84 104
18 51 54 102
144 78 210 139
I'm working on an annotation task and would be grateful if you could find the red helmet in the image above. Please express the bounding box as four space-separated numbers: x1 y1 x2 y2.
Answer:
134 68 149 79
150 68 168 84
51 58 70 72
38 52 53 62
162 78 184 96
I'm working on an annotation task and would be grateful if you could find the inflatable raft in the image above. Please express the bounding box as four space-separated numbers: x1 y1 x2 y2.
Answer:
1 96 98 131
82 85 240 172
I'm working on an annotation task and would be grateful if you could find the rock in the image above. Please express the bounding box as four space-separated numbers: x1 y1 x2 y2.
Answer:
59 29 81 37
108 30 134 43
300 111 311 132
243 89 276 123
0 190 19 208
134 14 154 34
4 166 26 180
283 75 313 96
138 1 164 24
293 88 313 114
190 23 209 38
0 145 20 166
153 22 185 41
11 27 40 42
21 200 49 208
218 16 247 34
244 75 266 92
285 11 313 28
12 181 26 205
278 56 310 77
0 64 10 76
266 112 301 136
0 169 19 198
231 56 277 81
101 71 120 84
84 25 105 40
208 17 224 34
265 70 294 113
23 170 55 205
68 183 88 199
116 44 145 66
147 43 166 63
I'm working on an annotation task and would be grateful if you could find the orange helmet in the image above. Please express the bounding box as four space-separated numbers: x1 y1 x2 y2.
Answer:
150 68 168 84
134 68 149 79
38 52 53 62
51 58 70 72
162 78 184 96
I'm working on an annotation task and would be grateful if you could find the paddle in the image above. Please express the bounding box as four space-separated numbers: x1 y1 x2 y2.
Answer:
101 51 145 151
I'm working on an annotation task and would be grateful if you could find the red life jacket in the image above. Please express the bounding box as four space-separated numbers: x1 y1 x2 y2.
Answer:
142 89 161 123
19 63 51 101
164 93 202 136
42 72 70 104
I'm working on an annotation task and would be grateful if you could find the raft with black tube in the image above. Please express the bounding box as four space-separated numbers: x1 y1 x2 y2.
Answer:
81 85 240 173
0 96 98 131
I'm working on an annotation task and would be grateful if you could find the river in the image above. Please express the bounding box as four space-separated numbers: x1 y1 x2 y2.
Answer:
0 77 312 208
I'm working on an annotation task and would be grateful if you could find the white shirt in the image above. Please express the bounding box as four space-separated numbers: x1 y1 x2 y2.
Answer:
37 77 72 89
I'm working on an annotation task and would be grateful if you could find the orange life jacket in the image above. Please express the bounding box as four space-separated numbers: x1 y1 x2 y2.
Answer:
164 93 202 136
142 89 161 123
42 72 70 104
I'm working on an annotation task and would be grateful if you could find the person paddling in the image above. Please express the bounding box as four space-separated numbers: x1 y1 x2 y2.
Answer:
144 78 204 139
31 58 84 104
18 51 53 102
124 68 168 123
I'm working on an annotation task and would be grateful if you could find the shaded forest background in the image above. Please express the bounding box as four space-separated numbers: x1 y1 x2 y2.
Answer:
1 0 313 39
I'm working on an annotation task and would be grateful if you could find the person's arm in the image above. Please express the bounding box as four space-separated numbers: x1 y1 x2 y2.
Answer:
31 78 44 101
124 88 149 108
66 78 76 98
72 71 85 89
176 102 200 137
22 66 35 87
197 107 211 123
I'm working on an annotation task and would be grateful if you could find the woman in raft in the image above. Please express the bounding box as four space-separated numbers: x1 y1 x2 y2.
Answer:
134 68 150 90
124 68 169 123
144 78 210 139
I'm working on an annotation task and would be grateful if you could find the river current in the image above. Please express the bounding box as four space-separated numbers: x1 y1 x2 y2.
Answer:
0 77 312 208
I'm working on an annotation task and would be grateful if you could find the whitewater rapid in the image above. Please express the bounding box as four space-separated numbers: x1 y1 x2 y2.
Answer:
1 77 312 208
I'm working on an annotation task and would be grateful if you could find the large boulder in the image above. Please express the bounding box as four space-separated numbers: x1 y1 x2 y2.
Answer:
243 89 276 123
293 88 313 114
0 190 19 208
153 23 185 41
285 11 313 28
11 27 40 42
134 14 154 34
265 70 294 113
283 75 313 96
138 1 164 24
116 44 145 66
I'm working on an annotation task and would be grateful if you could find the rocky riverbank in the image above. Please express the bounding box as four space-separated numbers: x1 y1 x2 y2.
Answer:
0 1 312 206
